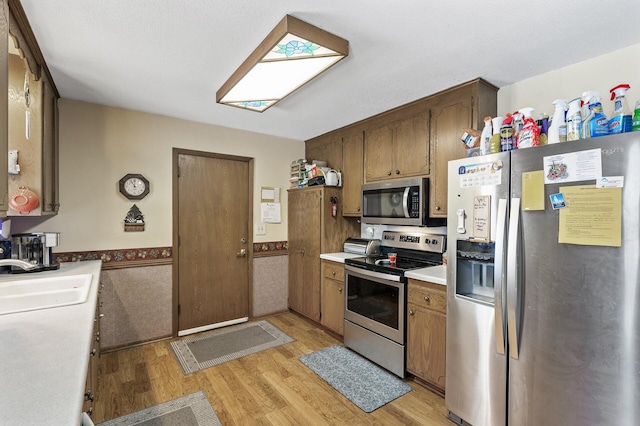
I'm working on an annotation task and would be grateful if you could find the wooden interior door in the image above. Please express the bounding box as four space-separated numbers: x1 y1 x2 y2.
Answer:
174 150 252 335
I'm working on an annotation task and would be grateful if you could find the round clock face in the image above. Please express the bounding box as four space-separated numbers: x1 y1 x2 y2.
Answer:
124 177 146 196
119 174 150 200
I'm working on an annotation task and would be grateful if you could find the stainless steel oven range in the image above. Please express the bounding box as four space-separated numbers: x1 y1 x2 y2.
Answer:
344 230 445 377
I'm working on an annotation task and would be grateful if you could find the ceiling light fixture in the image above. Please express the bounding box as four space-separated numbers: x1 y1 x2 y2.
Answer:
216 15 349 112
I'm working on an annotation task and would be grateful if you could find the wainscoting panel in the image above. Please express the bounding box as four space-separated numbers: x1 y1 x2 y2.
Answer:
252 255 288 318
100 265 173 351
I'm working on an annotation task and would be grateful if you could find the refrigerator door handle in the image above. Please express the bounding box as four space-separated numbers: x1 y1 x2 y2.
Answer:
507 197 521 359
494 198 508 355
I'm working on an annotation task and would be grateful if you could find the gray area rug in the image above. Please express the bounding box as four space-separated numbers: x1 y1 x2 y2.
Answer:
299 345 412 413
96 391 221 426
170 320 295 374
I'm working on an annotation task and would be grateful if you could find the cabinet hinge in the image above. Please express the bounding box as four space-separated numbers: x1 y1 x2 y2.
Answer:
178 235 180 247
177 166 181 177
178 304 181 315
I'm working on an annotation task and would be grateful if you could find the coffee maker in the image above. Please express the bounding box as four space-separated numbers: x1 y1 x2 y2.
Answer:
11 232 60 273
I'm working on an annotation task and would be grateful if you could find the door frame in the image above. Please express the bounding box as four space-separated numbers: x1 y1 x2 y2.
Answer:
171 148 254 337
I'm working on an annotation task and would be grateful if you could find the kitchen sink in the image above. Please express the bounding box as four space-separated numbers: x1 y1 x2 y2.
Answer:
0 274 93 315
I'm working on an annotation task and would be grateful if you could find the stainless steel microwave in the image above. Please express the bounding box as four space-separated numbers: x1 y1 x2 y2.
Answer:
361 177 444 226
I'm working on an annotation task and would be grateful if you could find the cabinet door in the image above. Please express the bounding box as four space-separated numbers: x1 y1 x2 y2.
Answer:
306 133 343 171
407 302 447 390
394 112 430 178
41 75 59 214
364 123 394 181
288 188 322 320
341 131 363 216
321 277 345 336
287 191 307 313
430 94 471 218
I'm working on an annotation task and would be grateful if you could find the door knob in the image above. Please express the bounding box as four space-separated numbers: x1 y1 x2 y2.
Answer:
237 248 247 257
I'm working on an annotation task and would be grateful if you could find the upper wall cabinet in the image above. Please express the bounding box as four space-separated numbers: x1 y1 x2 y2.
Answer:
428 80 497 219
4 1 59 217
364 111 430 182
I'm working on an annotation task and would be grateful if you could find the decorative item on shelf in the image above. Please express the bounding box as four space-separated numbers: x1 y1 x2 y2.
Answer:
119 173 150 200
9 186 39 215
124 204 145 232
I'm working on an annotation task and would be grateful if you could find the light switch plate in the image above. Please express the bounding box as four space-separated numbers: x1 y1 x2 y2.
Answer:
256 223 266 235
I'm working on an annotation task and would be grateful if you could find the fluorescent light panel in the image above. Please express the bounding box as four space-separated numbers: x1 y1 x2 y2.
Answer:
216 15 349 112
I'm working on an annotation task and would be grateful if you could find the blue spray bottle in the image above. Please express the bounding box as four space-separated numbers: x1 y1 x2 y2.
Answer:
608 84 632 134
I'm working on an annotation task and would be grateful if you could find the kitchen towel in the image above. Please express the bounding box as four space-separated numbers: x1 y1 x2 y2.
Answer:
170 320 294 374
299 345 412 413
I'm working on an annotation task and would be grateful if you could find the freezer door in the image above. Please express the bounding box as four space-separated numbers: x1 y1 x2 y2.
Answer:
446 152 509 426
508 134 640 425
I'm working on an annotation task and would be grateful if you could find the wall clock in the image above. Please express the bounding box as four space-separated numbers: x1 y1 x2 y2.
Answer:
119 174 150 200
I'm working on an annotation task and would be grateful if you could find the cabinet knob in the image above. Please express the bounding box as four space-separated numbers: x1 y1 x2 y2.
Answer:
338 287 343 293
357 207 360 212
86 407 93 415
90 348 97 356
332 271 336 276
387 171 392 176
395 170 400 175
84 391 94 401
424 295 430 302
409 310 415 316
435 206 441 211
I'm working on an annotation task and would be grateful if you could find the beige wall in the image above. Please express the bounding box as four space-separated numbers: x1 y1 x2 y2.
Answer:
11 100 304 252
498 43 640 119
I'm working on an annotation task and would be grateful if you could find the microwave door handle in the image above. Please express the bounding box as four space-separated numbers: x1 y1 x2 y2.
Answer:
402 187 411 218
494 198 508 355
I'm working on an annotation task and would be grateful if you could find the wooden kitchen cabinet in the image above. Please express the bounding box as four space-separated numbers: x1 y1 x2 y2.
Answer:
407 279 447 393
288 186 359 322
3 2 60 217
83 288 102 419
341 130 364 216
428 79 497 218
364 111 430 182
321 259 345 335
306 132 343 171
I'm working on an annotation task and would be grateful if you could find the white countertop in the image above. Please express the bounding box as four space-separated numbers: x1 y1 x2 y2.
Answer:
404 264 447 286
320 252 362 263
0 260 102 426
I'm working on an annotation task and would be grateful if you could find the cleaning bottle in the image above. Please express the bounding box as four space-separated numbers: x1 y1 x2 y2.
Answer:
480 116 492 155
566 98 582 141
516 107 540 149
500 115 515 151
539 114 549 145
608 84 632 134
548 99 567 144
633 101 640 132
581 91 608 138
512 111 524 137
489 116 503 153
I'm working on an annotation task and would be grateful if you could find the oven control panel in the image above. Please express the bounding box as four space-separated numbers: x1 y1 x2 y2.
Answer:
381 231 445 253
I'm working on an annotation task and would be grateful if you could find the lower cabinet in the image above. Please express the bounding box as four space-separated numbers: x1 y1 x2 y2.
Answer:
320 259 345 336
83 282 103 419
406 279 446 393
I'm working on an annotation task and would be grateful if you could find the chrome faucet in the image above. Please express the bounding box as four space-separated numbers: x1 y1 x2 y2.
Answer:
0 259 39 271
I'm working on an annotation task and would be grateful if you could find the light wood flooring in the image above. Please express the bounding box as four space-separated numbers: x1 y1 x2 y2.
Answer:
94 312 451 425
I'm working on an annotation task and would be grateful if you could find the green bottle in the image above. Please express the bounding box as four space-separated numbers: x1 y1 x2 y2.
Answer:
633 101 640 132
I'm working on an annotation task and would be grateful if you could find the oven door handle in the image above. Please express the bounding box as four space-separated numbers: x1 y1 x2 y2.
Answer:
345 265 402 283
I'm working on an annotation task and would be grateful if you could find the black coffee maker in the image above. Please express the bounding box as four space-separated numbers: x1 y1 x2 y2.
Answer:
11 232 60 273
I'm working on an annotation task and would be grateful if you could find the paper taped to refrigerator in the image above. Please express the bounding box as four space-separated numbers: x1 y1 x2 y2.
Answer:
543 148 602 184
558 185 621 247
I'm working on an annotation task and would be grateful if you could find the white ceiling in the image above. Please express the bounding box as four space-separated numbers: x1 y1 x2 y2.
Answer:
18 0 640 141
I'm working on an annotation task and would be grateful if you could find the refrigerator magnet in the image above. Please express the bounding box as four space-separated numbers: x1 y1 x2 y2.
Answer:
550 193 566 210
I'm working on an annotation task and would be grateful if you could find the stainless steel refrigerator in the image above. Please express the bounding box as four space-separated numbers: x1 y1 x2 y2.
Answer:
446 132 640 426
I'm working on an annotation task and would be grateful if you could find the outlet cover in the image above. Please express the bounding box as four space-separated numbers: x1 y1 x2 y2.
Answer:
256 223 266 235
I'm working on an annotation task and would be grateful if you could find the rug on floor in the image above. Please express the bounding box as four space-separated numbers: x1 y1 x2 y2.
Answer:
170 320 295 374
299 344 412 413
96 391 221 426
